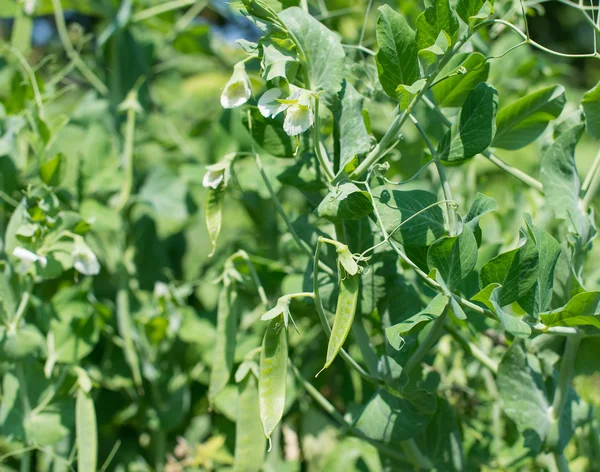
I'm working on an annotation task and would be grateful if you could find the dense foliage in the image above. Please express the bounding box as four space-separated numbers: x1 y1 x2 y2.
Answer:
1 0 600 471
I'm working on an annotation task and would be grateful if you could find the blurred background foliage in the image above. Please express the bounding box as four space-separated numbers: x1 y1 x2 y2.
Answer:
0 0 599 471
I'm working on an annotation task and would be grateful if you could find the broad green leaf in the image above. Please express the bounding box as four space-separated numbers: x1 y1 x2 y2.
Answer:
396 78 427 111
40 153 65 187
375 5 419 99
464 192 497 230
315 179 372 222
540 291 600 329
456 0 494 27
540 113 586 235
518 215 561 317
261 35 298 81
492 85 566 150
0 325 45 360
353 390 435 444
497 343 551 453
427 223 478 289
336 81 372 168
416 0 459 50
242 108 295 158
385 294 449 350
279 7 345 100
50 301 100 364
431 52 490 108
438 82 499 163
371 178 446 247
479 233 539 306
472 283 532 337
582 80 600 139
76 389 98 472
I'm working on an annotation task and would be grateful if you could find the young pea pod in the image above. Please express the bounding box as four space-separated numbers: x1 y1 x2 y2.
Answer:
233 370 266 472
259 316 288 444
208 283 239 403
76 388 98 472
322 272 359 371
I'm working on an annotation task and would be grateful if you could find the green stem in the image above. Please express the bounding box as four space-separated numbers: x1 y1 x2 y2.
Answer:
50 0 109 96
553 451 570 472
10 289 31 332
131 0 196 22
551 334 582 420
403 308 448 376
401 440 434 471
253 151 335 277
290 361 410 465
582 147 600 192
445 325 498 374
313 96 335 181
115 107 137 212
231 250 269 306
582 148 600 210
421 96 544 192
313 239 382 384
16 365 32 472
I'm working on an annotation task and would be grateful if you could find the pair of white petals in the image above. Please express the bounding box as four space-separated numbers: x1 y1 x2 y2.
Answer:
12 241 100 276
258 86 314 136
220 64 314 137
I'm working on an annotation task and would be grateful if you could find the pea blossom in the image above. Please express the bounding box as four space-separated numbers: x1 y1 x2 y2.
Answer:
202 155 234 190
220 63 252 109
12 246 47 273
72 241 101 276
258 85 315 136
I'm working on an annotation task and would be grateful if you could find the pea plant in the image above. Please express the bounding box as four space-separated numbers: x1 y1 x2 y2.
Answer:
1 0 600 471
205 0 600 470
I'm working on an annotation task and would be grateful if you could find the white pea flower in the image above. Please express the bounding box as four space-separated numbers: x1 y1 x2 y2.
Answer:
13 246 47 273
24 0 36 15
72 241 100 276
202 155 234 190
258 85 315 136
220 63 252 109
258 88 284 118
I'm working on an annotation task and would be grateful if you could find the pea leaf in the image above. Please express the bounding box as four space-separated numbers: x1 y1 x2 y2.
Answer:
371 177 446 247
438 82 499 164
431 52 490 108
415 0 459 50
315 179 372 222
261 35 298 81
540 112 587 235
385 294 449 350
427 222 478 290
582 80 600 139
279 7 345 100
472 283 532 337
540 291 600 329
40 153 65 187
375 5 419 99
0 325 45 360
353 390 435 444
456 0 494 27
336 81 372 168
492 85 566 150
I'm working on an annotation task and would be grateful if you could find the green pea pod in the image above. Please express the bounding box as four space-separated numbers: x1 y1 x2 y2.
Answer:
259 316 288 444
205 185 226 257
233 372 266 472
322 273 359 371
76 389 98 472
209 283 239 403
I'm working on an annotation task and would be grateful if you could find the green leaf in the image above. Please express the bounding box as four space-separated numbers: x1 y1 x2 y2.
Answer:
540 113 586 235
427 223 478 290
496 342 551 453
396 78 427 111
431 52 490 108
261 35 298 81
40 153 65 187
582 80 600 139
540 291 600 329
50 301 100 364
492 85 566 150
375 5 419 99
0 325 45 361
336 81 372 168
518 215 561 317
385 294 449 350
438 82 499 164
279 7 345 100
464 192 497 230
479 232 539 306
456 0 494 27
371 178 446 247
315 179 373 222
416 0 459 50
353 390 435 444
472 283 532 337
242 108 295 158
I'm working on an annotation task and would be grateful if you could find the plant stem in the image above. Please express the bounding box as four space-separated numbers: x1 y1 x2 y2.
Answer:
401 440 434 471
231 250 269 306
253 152 335 277
313 96 335 181
421 96 544 192
16 365 32 472
582 148 600 210
131 0 196 22
290 361 410 465
313 240 382 384
582 147 600 192
445 324 499 374
551 334 582 420
10 289 31 332
50 0 109 96
553 451 570 472
115 106 137 212
403 308 448 376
